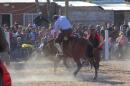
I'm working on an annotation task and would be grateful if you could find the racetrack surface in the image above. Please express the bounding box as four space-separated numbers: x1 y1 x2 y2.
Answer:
8 54 130 86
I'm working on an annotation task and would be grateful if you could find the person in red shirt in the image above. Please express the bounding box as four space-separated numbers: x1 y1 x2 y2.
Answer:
0 60 11 86
86 25 103 58
0 27 11 86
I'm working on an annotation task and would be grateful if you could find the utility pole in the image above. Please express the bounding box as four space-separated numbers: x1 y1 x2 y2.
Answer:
65 0 69 17
47 0 51 22
35 0 41 13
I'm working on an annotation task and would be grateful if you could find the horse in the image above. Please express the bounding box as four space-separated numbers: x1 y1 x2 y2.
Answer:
63 35 100 80
42 33 101 80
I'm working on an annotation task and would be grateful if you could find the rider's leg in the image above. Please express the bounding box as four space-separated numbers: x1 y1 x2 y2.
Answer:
55 43 63 54
55 29 72 55
55 33 63 55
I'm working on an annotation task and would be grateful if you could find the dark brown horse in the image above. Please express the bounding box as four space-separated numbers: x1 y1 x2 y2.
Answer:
63 36 100 80
42 36 100 80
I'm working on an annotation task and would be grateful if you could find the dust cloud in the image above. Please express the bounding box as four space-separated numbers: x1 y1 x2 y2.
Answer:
9 51 78 85
8 47 130 86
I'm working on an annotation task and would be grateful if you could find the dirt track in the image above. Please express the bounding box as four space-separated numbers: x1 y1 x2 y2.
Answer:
8 57 130 86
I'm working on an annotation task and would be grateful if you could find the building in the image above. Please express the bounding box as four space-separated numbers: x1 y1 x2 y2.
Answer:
54 0 130 26
0 0 59 26
1 0 130 26
56 1 113 25
93 0 130 26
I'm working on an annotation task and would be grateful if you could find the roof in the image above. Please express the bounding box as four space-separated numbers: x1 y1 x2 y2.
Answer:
99 3 130 11
1 0 130 11
55 1 98 7
91 0 124 4
0 0 53 3
0 0 98 7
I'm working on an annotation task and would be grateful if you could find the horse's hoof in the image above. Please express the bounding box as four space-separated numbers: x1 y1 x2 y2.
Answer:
73 72 77 77
93 77 97 81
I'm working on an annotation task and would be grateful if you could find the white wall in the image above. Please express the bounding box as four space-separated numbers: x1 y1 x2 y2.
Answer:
68 7 114 25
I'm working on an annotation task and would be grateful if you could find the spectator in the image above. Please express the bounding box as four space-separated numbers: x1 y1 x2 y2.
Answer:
126 27 130 41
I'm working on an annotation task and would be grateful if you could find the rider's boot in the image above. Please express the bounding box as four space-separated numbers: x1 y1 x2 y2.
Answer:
55 43 63 56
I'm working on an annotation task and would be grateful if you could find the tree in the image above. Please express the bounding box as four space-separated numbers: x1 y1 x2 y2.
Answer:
33 15 49 27
35 0 41 13
34 0 50 27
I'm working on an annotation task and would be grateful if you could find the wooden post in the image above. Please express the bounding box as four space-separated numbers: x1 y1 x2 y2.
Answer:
65 0 69 17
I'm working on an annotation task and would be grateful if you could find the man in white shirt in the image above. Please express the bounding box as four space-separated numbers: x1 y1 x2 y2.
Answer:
51 15 72 55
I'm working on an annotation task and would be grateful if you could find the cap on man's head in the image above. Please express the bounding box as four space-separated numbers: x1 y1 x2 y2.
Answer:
119 32 124 36
53 15 59 20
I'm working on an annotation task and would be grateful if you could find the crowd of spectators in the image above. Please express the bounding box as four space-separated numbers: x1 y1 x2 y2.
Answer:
1 22 50 61
72 22 130 58
1 21 130 61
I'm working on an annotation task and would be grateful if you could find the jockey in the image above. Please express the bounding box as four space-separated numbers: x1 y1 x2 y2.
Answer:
51 15 72 55
86 25 103 58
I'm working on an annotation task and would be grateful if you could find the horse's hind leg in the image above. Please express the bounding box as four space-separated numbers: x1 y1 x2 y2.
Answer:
73 60 82 76
93 58 100 80
63 57 70 68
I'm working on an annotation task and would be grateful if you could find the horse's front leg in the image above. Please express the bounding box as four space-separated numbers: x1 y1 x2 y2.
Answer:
54 54 63 74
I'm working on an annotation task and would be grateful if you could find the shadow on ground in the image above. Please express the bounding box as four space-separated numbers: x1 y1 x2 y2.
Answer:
76 73 125 86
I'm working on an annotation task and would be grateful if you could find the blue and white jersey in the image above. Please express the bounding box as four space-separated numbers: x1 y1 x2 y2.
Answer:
53 16 72 32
